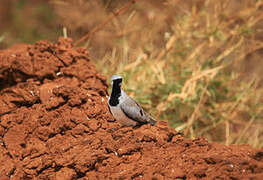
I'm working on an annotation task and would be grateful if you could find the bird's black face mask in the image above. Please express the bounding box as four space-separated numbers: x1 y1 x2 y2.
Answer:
109 78 122 106
112 79 122 87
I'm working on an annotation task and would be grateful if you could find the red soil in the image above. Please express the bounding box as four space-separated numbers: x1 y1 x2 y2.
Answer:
0 38 263 180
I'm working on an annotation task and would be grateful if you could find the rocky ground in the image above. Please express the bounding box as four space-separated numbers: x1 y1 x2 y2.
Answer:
0 38 263 179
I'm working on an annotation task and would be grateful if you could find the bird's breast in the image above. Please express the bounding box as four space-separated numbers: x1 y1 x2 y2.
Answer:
109 105 138 127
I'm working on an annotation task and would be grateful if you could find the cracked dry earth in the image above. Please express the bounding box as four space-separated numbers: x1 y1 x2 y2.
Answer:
0 38 263 180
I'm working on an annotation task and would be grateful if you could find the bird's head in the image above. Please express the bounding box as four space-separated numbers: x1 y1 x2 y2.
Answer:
111 75 122 86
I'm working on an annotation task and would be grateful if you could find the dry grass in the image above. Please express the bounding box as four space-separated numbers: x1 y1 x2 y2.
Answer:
2 0 263 147
53 0 263 147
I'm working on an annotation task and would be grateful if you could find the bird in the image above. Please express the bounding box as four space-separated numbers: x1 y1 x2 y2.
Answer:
108 75 156 127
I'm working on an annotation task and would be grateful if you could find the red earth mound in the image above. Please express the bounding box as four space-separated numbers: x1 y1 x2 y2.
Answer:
0 38 263 180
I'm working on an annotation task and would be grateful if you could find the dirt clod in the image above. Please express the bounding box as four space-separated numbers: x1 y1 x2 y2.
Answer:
0 38 263 179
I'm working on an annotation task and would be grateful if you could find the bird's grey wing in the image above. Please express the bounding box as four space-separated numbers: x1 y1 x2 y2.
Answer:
120 97 148 124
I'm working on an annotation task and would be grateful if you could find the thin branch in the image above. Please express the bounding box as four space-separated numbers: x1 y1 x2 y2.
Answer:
74 0 136 46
